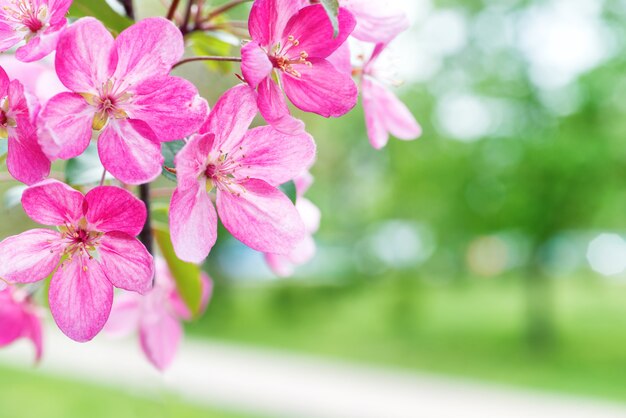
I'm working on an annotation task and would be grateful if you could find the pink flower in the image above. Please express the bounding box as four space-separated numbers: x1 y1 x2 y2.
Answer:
0 0 70 62
361 43 421 149
0 179 155 342
264 171 321 277
40 17 208 184
0 65 51 184
0 54 64 104
169 84 316 263
342 0 410 44
0 286 43 362
241 0 358 134
105 258 212 371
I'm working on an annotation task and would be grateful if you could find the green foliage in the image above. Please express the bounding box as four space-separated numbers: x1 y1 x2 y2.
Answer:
154 219 205 317
68 0 133 33
279 180 297 204
320 0 340 37
65 143 106 186
188 31 237 73
161 140 186 182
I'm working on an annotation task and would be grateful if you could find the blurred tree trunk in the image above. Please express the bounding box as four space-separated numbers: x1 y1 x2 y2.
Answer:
524 255 554 349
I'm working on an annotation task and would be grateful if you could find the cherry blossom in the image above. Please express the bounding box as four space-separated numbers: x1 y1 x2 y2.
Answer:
40 17 208 184
0 0 70 62
0 286 43 361
241 0 357 134
105 258 212 370
169 84 316 263
0 180 154 342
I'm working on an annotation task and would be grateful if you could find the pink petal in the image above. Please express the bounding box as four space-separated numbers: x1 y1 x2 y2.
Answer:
7 132 50 185
170 181 217 264
98 232 154 294
241 42 273 89
21 179 85 226
49 254 113 342
174 132 213 189
0 229 62 283
49 0 73 24
345 0 410 44
127 76 208 141
281 59 358 117
0 290 28 346
297 197 321 234
98 119 163 185
113 17 184 90
55 18 115 93
0 23 22 53
281 5 355 58
217 179 305 254
23 310 43 362
169 271 213 320
139 307 182 371
294 171 314 197
257 77 305 135
84 186 146 237
200 84 257 152
362 77 421 149
15 28 63 62
327 42 352 75
0 66 9 97
248 0 302 47
38 92 93 160
104 292 141 337
236 126 316 186
264 253 295 278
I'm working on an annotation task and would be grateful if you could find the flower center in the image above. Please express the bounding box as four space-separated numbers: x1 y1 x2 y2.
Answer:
203 147 247 195
4 0 48 36
81 79 132 131
0 97 16 140
59 220 103 263
270 35 312 78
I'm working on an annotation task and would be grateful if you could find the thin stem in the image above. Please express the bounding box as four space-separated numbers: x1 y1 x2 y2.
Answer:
166 0 181 20
139 183 154 259
118 0 135 19
99 169 107 187
181 0 194 34
205 0 251 21
172 55 242 69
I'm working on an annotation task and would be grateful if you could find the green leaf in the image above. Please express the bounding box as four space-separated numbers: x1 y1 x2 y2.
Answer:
321 0 340 37
279 180 297 204
0 140 7 165
69 0 133 33
161 140 186 182
153 216 204 317
3 185 27 209
65 143 108 186
187 31 235 73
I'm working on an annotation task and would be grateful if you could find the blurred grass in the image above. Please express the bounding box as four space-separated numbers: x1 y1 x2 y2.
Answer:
0 366 254 418
188 276 626 402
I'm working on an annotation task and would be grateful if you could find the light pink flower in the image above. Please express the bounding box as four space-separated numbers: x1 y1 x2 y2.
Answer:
264 171 321 277
241 0 357 135
169 84 316 263
105 258 212 371
0 179 154 342
362 43 421 149
0 65 51 184
0 286 43 361
0 0 70 62
342 0 410 44
40 17 208 184
0 54 64 104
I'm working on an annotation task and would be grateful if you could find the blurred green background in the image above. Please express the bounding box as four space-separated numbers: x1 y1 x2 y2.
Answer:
4 0 626 416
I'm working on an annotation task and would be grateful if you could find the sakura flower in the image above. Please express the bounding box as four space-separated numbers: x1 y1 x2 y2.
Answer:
105 258 212 371
241 0 358 135
361 43 421 149
40 17 208 184
0 179 154 342
0 65 51 184
170 84 316 263
0 0 70 62
265 171 321 277
0 286 43 362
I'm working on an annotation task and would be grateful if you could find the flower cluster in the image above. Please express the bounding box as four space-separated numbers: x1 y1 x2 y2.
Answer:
0 0 418 368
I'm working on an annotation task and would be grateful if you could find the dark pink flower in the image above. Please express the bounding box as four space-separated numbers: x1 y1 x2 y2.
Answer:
241 0 357 134
169 84 316 263
0 65 50 184
0 286 43 362
361 44 421 149
40 17 208 184
105 258 212 371
0 180 154 342
0 0 70 62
